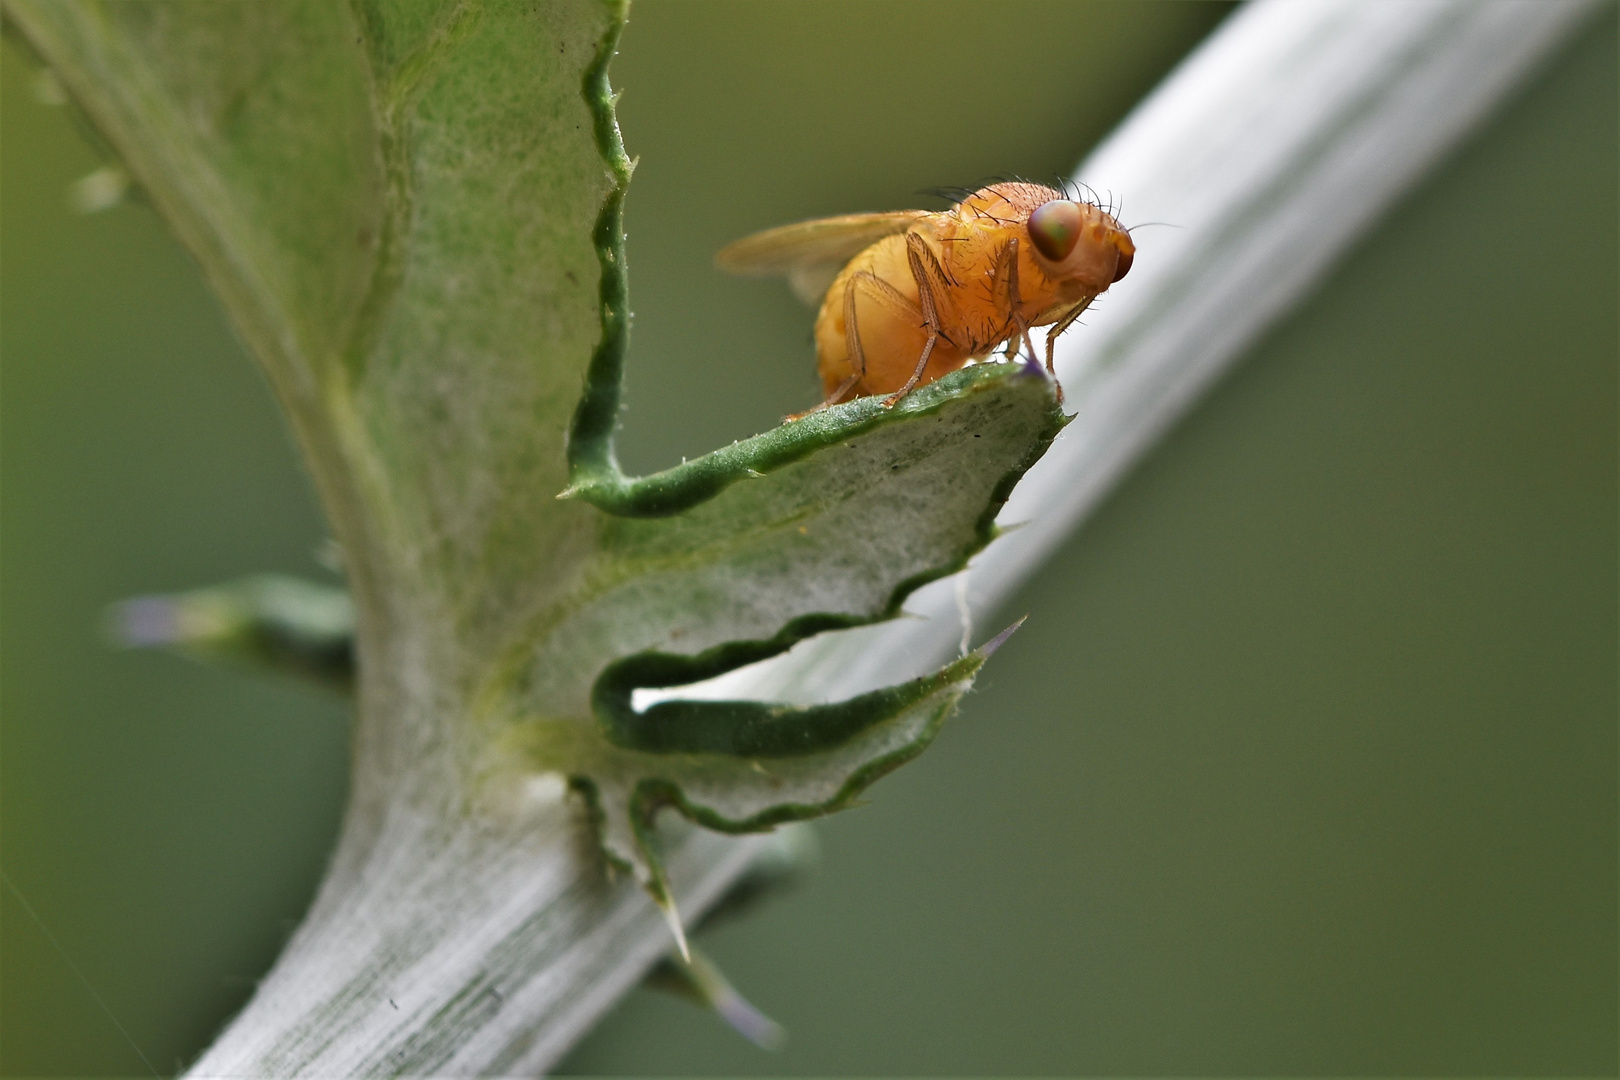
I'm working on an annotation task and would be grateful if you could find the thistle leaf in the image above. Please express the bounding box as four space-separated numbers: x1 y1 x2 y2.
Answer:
15 0 1063 997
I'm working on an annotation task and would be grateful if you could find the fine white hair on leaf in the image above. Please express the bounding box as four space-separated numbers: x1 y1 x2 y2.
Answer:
954 568 973 658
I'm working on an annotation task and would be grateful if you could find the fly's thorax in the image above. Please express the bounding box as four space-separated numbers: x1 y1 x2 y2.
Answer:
942 183 1061 302
931 213 1008 272
931 213 1074 343
940 186 1128 340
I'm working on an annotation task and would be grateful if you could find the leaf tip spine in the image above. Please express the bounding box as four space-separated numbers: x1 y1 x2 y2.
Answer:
976 615 1027 658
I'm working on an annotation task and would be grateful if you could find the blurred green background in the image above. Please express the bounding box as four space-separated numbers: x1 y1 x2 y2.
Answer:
2 2 1614 1075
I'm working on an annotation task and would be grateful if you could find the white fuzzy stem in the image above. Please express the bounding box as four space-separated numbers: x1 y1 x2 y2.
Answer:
186 1 1598 1075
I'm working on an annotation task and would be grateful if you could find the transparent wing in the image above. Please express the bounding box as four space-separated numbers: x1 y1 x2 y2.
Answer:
716 210 931 304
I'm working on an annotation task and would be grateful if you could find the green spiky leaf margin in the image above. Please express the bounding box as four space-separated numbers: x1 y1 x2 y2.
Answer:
14 0 1065 926
497 365 1062 905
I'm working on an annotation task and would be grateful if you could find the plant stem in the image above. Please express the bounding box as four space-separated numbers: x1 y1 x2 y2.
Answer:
164 0 1595 1073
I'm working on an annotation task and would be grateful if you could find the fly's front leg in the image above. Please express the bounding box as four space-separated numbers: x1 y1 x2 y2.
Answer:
884 233 950 408
998 237 1058 402
1044 300 1091 377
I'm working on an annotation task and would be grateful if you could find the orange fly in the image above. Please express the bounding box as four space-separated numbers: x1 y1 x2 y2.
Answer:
716 181 1135 410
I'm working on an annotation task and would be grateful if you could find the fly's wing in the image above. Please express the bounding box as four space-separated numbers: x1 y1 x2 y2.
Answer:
715 210 931 305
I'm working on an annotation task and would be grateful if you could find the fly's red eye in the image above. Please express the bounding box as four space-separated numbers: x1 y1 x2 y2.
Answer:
1111 244 1134 282
1028 200 1082 262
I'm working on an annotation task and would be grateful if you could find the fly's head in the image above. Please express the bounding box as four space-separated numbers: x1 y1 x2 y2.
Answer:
1026 198 1134 300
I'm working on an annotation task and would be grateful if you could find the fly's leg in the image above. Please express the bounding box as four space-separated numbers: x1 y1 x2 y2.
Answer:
794 271 921 418
883 233 951 408
1000 238 1039 364
998 237 1058 402
995 242 1022 360
1043 300 1089 377
816 281 866 409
